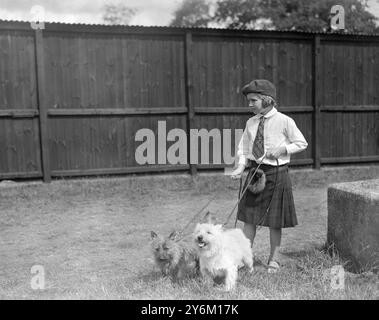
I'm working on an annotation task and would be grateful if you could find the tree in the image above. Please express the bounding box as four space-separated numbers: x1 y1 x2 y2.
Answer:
253 0 379 33
213 0 263 29
103 3 137 25
171 0 379 33
170 0 212 27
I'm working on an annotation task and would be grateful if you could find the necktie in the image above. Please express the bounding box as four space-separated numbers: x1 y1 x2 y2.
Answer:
252 116 265 159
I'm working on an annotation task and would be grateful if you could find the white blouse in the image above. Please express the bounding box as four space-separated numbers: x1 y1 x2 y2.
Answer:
237 107 308 166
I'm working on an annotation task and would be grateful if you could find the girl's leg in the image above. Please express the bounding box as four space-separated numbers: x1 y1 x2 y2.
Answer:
268 228 282 262
243 223 256 247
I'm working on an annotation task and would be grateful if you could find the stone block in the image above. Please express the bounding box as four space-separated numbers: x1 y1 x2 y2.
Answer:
327 179 379 272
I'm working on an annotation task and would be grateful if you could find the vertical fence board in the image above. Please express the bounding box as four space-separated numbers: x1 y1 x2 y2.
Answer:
313 35 321 168
185 32 197 175
35 29 51 182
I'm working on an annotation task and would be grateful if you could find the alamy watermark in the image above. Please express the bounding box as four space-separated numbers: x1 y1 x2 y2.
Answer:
30 5 45 30
330 5 345 30
135 121 243 169
330 265 345 290
31 265 45 290
323 265 345 290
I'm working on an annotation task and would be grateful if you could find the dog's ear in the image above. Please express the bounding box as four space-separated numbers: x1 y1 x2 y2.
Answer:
204 211 212 223
168 230 178 241
151 231 158 239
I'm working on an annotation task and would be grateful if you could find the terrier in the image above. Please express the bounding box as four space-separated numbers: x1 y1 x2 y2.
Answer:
193 213 253 291
150 230 200 282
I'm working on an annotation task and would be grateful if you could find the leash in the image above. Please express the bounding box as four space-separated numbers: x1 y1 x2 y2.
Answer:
223 156 280 229
254 158 279 230
224 139 287 228
174 196 216 242
222 154 268 227
170 147 284 239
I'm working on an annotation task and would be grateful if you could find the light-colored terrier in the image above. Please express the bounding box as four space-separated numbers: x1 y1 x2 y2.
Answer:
193 213 253 291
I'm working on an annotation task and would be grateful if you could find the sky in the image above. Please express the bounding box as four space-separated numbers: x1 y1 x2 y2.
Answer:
0 0 379 26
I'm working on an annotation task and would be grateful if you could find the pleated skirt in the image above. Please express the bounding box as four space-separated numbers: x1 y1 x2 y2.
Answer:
237 161 298 228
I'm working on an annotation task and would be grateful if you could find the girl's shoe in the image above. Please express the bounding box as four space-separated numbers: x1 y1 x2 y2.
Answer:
267 260 280 273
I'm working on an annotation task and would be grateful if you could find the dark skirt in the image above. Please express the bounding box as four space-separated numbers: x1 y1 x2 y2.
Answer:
237 161 298 228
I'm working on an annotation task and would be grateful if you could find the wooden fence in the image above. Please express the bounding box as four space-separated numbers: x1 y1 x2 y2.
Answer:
0 20 378 182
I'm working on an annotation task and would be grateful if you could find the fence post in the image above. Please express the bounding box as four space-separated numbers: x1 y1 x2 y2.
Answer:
184 31 197 175
313 35 321 169
34 29 51 182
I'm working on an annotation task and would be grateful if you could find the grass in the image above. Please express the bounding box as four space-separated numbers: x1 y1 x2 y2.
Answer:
0 176 378 299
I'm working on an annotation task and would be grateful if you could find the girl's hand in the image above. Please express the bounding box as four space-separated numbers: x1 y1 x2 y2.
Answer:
230 164 245 180
266 146 287 159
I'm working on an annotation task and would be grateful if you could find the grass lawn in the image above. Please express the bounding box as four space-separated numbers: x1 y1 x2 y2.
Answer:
0 176 378 299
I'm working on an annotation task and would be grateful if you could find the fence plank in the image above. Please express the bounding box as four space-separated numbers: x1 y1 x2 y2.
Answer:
313 35 321 169
185 31 197 175
0 110 39 117
35 29 51 182
322 105 379 111
195 106 314 113
48 107 187 116
321 155 379 164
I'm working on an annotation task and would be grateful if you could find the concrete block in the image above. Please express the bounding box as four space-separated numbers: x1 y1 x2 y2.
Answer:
327 179 379 272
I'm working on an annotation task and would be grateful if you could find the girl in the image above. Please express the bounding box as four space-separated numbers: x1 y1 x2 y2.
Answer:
231 79 308 273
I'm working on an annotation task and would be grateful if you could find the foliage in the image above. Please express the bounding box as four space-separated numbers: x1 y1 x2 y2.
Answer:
170 0 379 33
103 3 137 25
170 0 213 27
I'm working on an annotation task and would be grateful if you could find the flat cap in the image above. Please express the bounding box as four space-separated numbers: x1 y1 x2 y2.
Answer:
241 79 276 100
